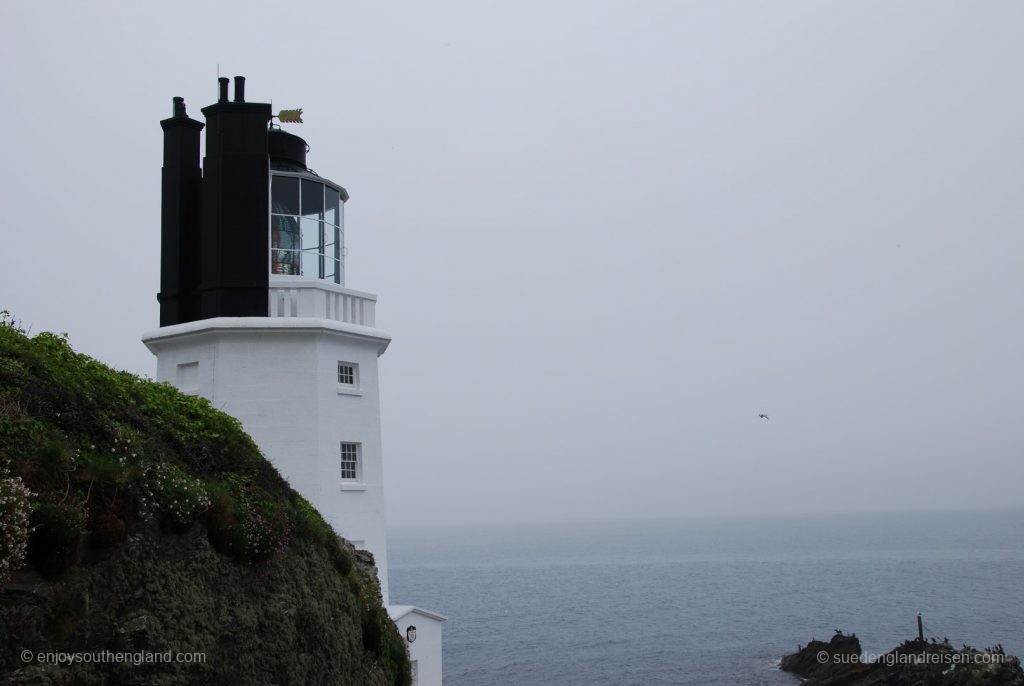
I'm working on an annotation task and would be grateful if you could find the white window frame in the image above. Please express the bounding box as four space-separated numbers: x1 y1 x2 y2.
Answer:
339 442 365 489
336 361 362 396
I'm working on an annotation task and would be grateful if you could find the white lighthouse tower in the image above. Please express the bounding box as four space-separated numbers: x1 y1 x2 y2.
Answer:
142 77 444 685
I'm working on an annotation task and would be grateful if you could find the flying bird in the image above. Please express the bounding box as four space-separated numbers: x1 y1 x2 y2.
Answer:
758 414 769 420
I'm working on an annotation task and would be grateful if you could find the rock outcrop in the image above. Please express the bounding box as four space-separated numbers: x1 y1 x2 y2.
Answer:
782 631 1024 686
3 529 398 685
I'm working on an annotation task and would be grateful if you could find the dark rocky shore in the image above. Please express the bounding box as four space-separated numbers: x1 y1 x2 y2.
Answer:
781 632 1024 686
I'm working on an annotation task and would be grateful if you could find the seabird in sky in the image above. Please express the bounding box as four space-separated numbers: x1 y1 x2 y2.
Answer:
758 413 769 420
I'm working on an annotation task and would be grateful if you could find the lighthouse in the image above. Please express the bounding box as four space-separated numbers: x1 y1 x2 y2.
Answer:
142 76 444 685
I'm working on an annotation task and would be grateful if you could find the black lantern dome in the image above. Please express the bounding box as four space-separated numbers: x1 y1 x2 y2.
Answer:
269 129 308 169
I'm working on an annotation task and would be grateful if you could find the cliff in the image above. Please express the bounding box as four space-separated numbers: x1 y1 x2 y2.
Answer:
781 631 1024 686
0 313 410 685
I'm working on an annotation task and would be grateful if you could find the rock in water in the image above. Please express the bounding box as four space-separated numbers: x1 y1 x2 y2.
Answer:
781 632 1024 686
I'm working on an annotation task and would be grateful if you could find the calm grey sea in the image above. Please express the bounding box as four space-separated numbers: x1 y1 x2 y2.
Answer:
389 511 1024 685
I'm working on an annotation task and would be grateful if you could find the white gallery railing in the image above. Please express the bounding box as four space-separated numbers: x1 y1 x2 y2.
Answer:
268 278 377 327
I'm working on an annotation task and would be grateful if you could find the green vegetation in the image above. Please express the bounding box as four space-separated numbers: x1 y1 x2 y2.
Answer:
0 311 409 685
0 460 32 585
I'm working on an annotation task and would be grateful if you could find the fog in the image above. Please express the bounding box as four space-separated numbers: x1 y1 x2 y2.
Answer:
2 1 1021 527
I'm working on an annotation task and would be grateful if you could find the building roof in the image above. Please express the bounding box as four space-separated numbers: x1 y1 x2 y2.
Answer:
387 605 448 623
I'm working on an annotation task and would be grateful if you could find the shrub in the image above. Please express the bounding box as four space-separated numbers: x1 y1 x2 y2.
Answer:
244 505 291 562
142 462 211 532
383 624 412 686
359 601 411 686
328 541 354 576
203 474 291 563
27 501 84 579
90 512 126 548
0 466 32 586
204 482 245 558
361 603 385 653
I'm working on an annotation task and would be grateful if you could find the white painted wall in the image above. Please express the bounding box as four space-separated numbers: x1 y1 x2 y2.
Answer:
143 316 393 601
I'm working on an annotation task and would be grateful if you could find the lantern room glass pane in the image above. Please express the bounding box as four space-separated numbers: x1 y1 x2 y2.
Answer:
271 214 300 275
300 217 321 252
301 251 320 278
272 249 299 275
271 176 300 215
301 179 323 218
272 214 299 249
325 187 340 227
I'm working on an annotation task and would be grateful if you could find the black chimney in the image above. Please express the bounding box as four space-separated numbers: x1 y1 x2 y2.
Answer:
197 75 272 319
218 77 229 103
157 97 204 326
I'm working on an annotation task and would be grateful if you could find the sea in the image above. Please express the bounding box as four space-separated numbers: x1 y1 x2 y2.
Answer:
389 510 1024 685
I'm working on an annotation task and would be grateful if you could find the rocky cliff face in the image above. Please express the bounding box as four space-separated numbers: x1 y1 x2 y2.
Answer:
0 316 410 685
3 529 397 685
781 632 1024 686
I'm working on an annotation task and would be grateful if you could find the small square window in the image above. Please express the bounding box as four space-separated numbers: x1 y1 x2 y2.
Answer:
340 442 360 480
337 362 357 386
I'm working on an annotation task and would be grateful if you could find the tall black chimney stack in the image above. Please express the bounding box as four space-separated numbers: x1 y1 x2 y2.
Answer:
158 97 204 326
197 75 272 319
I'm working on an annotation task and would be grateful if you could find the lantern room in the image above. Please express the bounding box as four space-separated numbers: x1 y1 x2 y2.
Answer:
269 129 349 285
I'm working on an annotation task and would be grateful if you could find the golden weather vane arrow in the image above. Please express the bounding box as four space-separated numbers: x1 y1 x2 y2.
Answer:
276 108 304 123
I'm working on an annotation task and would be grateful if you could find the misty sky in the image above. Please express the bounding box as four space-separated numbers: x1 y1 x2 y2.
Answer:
1 1 1022 527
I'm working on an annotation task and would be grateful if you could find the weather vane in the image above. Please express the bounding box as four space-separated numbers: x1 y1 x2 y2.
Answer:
275 108 303 123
